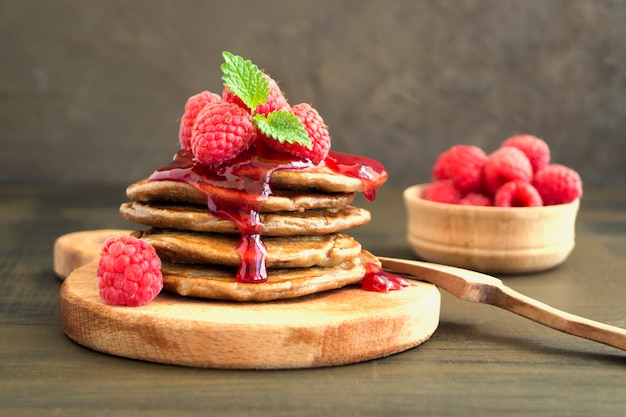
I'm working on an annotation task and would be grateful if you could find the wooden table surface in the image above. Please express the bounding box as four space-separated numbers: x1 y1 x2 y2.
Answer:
1 183 625 416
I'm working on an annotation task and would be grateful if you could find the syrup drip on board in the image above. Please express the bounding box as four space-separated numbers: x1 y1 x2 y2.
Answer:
361 263 412 292
148 142 395 290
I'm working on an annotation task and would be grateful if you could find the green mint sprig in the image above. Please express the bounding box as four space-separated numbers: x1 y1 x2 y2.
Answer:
221 51 269 111
254 111 311 148
221 51 312 150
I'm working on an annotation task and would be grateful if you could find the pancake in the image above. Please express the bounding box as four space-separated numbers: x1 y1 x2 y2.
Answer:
161 250 379 301
118 147 386 301
120 202 371 236
269 164 382 193
138 229 362 268
126 179 355 212
150 155 373 194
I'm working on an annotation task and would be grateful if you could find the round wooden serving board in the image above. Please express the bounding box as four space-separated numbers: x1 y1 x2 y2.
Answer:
57 230 441 369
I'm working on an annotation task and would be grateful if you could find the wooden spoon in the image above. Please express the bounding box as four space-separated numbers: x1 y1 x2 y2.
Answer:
379 257 626 352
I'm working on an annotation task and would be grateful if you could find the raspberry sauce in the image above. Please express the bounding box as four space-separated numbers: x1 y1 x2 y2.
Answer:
361 263 412 292
148 142 388 284
324 152 388 201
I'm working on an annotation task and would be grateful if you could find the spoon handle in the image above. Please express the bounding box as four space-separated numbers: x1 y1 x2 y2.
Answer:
492 284 626 351
378 257 626 352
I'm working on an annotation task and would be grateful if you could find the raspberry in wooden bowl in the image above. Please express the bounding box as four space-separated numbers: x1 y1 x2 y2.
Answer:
404 184 580 273
406 135 583 274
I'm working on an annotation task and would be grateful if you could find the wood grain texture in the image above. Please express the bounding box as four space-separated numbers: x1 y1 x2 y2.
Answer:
404 185 580 273
379 257 626 351
60 261 440 369
2 185 626 416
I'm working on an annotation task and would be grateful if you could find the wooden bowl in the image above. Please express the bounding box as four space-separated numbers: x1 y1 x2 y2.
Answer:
404 184 580 274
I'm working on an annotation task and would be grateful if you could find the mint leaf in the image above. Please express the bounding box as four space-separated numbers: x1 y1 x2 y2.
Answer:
221 51 269 111
253 111 312 149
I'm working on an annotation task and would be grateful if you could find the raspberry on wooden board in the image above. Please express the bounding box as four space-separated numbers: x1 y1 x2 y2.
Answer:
96 236 163 307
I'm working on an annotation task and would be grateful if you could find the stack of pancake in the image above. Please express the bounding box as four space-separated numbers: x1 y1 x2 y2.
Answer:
119 165 382 302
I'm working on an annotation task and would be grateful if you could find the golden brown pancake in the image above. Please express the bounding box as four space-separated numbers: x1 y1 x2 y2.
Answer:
138 229 361 268
161 250 379 301
269 165 372 193
119 152 386 301
126 179 355 212
120 202 371 236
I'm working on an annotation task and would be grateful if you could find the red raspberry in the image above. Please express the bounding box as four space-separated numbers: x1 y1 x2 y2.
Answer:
97 236 163 307
483 147 533 195
501 134 551 173
190 101 258 166
494 180 543 207
422 180 461 204
532 164 582 205
178 91 222 150
432 145 487 194
458 192 493 206
264 103 331 165
223 73 289 116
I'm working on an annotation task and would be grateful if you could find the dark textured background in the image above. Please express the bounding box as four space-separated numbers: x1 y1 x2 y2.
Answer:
2 0 625 187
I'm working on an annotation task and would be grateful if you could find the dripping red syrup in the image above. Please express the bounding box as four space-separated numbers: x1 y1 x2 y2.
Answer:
148 141 405 292
361 263 412 293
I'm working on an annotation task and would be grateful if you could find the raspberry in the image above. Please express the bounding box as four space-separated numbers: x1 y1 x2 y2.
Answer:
264 103 331 165
532 164 582 205
458 192 493 206
178 91 222 150
223 73 289 116
191 101 258 166
96 236 163 307
494 180 543 207
422 180 461 204
432 145 487 194
501 134 551 173
483 147 533 195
